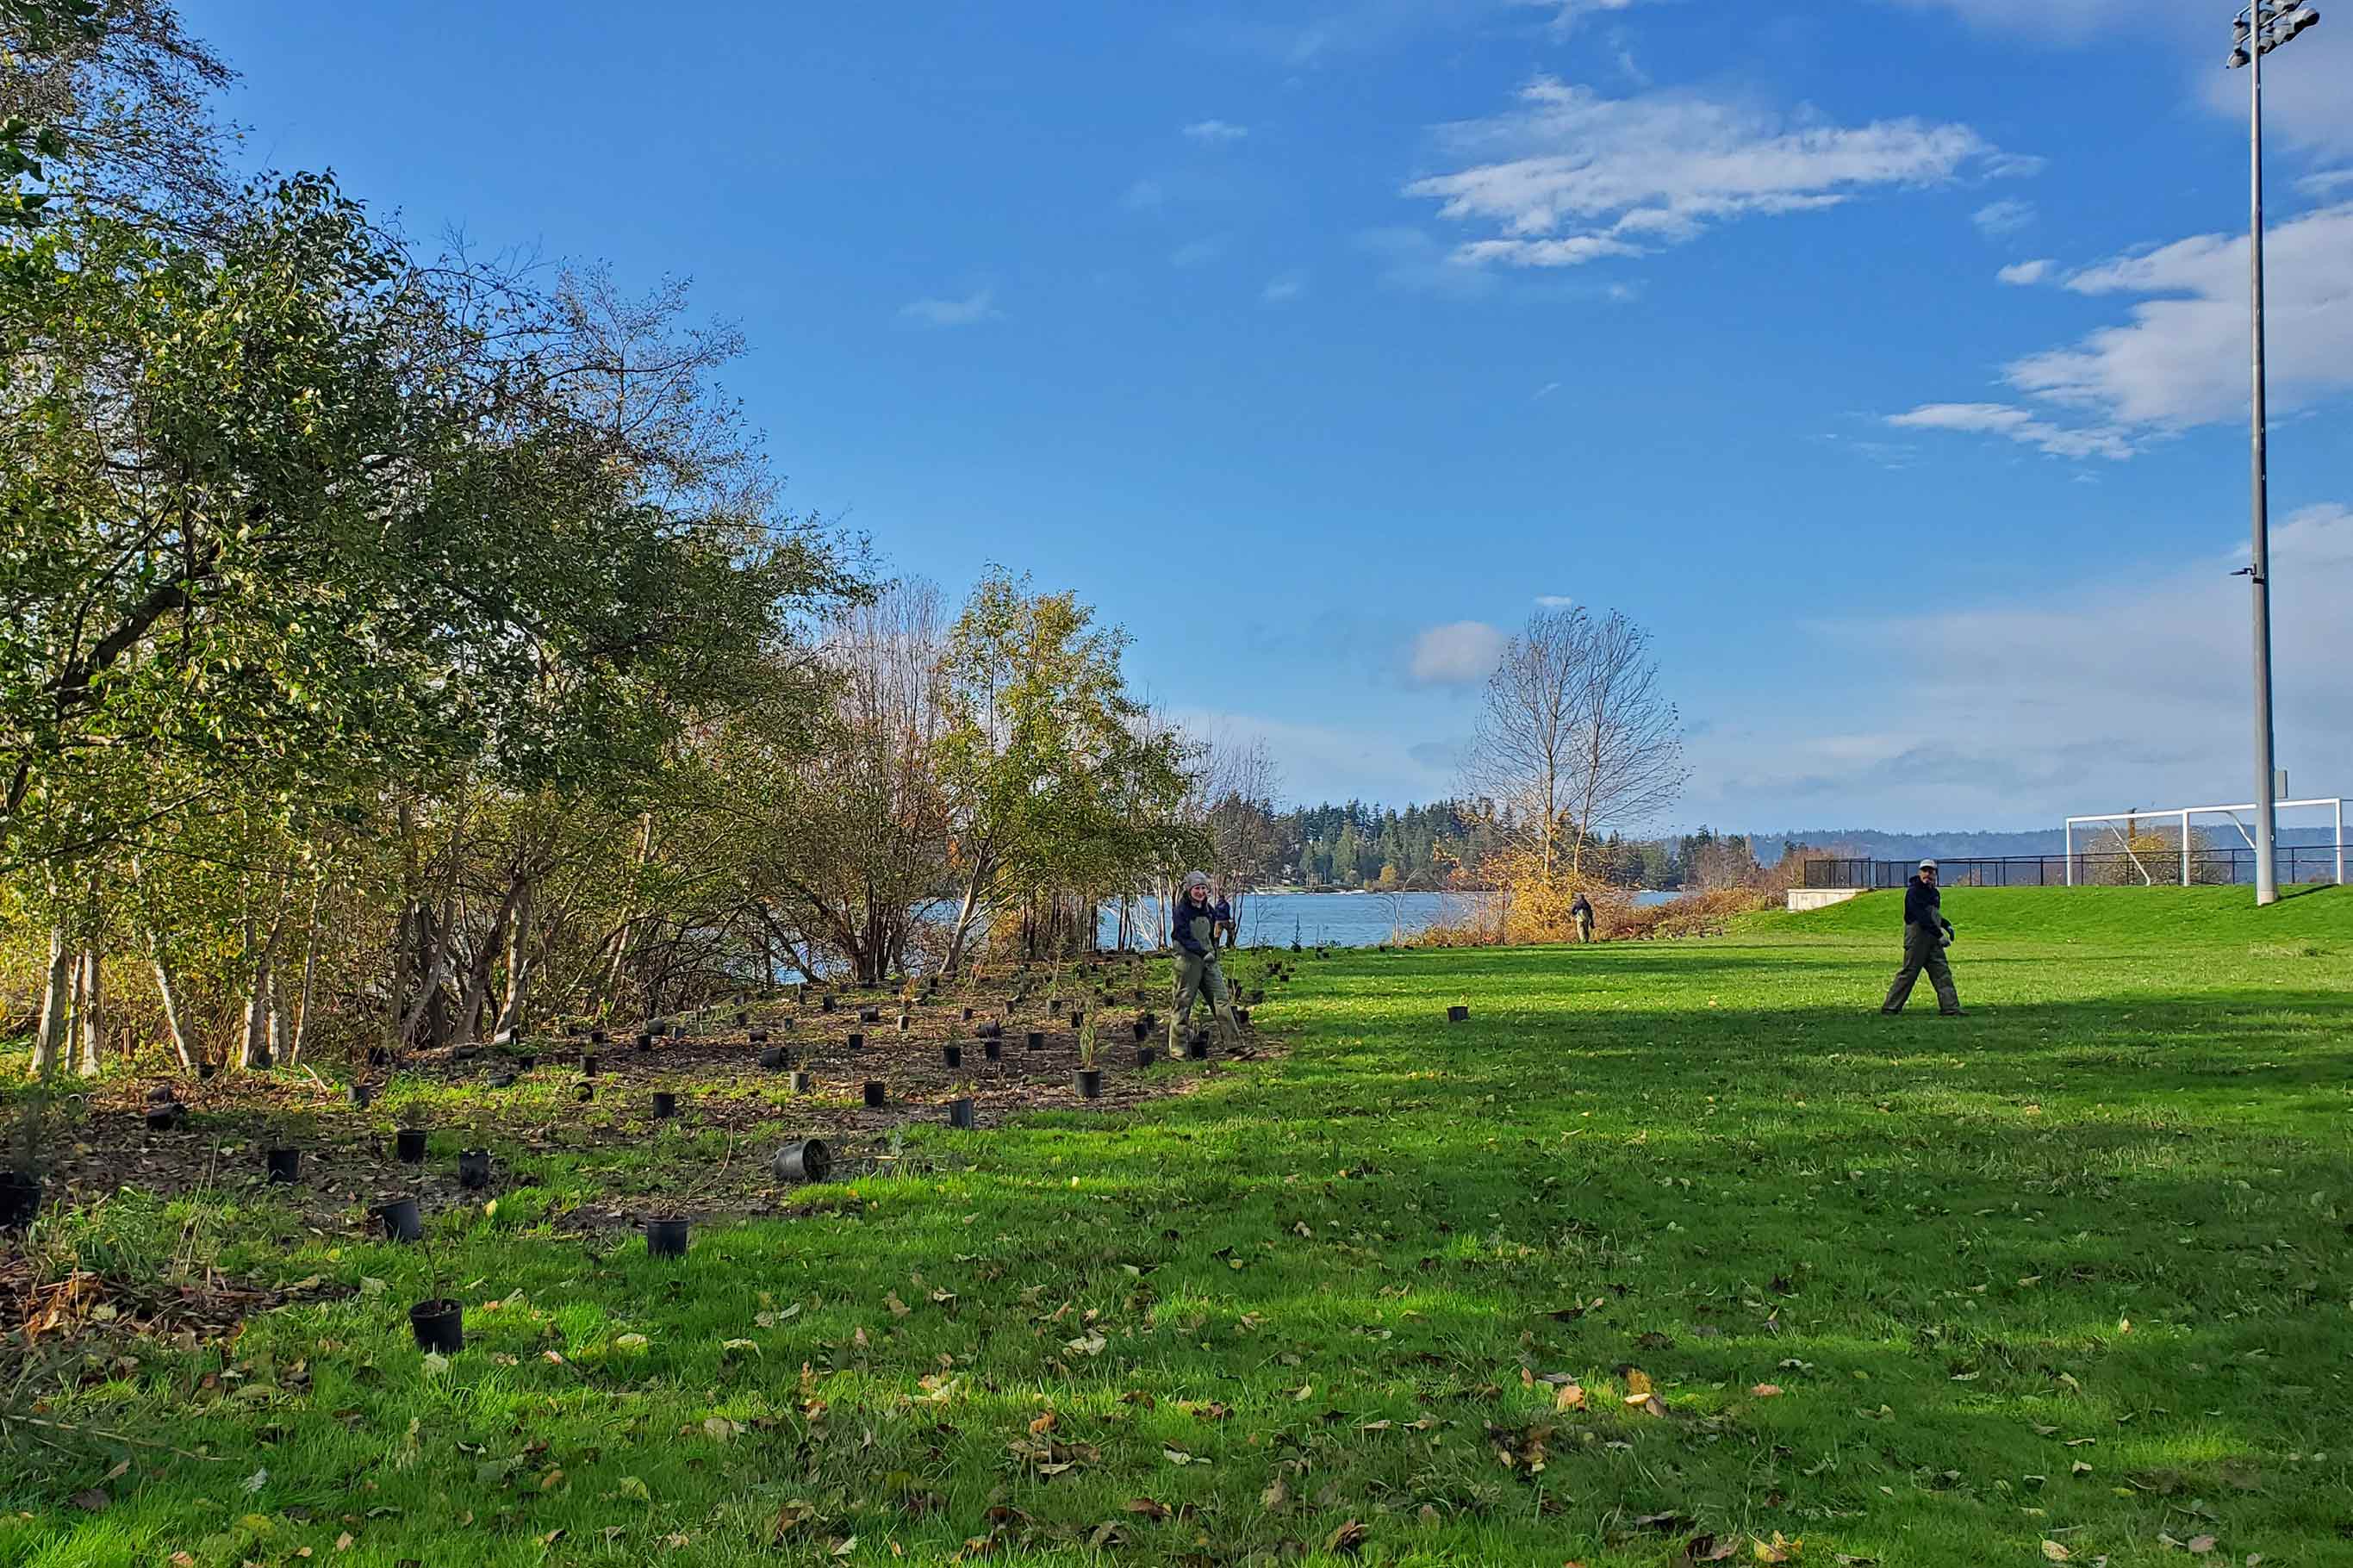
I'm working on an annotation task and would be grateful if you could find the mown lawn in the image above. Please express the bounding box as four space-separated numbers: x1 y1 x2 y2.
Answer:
3 887 2348 1567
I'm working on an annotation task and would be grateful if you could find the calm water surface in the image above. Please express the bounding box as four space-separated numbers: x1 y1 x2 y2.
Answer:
1096 890 1681 951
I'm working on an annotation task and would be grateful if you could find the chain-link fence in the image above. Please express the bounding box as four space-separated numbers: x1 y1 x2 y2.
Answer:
1803 846 2346 890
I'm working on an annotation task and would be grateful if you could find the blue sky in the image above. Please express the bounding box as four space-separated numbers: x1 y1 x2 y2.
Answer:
182 0 2353 833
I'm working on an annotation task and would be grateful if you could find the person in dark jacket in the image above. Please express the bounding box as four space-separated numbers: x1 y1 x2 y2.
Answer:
1570 891 1595 943
1211 893 1235 949
1881 859 1962 1015
1172 872 1240 1047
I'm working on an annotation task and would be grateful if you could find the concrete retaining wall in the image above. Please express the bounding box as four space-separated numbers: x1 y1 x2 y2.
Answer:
1786 888 1865 912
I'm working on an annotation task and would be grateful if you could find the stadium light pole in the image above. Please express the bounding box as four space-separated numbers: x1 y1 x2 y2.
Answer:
2226 0 2319 906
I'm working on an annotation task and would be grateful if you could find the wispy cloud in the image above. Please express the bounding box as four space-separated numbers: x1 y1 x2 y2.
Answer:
1533 381 1562 399
1996 258 2053 285
1171 235 1229 269
1971 197 2034 236
1182 119 1250 145
1261 270 1307 304
2302 168 2353 197
1121 177 1165 212
1885 402 2133 461
1534 594 1576 607
1407 77 2026 270
1407 621 1507 687
897 288 1002 327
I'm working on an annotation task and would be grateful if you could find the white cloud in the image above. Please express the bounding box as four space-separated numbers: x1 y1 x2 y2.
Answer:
1684 501 2353 826
1261 270 1307 304
1182 119 1250 144
1121 177 1165 212
1533 381 1561 399
1534 594 1577 607
1894 0 2353 152
897 289 1002 327
1407 77 2025 269
1886 402 2135 460
1972 197 2034 236
2008 202 2353 428
2303 169 2353 197
1513 0 1658 34
1996 258 2053 285
1408 621 1508 687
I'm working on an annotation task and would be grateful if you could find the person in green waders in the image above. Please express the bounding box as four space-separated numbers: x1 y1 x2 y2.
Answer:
1172 871 1241 1050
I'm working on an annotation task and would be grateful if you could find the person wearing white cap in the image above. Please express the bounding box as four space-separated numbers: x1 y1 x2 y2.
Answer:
1172 871 1240 1049
1880 859 1962 1016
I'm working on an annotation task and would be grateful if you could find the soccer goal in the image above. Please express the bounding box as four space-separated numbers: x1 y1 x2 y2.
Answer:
2064 797 2348 887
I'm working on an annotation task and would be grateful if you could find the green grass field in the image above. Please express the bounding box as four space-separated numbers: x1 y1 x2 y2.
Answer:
3 887 2348 1567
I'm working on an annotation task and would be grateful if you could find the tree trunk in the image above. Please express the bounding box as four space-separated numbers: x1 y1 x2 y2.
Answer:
28 927 71 1078
940 862 988 980
153 954 196 1070
73 949 104 1076
495 874 535 1037
450 874 524 1048
240 958 274 1070
287 880 324 1064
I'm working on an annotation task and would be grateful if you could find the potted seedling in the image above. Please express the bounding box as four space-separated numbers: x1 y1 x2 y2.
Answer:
644 1215 690 1259
410 1245 463 1353
374 1192 423 1243
1074 1017 1103 1100
265 1111 314 1185
788 1068 813 1093
457 1117 492 1191
941 1040 962 1069
948 1095 977 1130
862 1080 887 1109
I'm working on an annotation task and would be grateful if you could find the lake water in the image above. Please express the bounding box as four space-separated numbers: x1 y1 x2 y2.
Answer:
1097 890 1683 951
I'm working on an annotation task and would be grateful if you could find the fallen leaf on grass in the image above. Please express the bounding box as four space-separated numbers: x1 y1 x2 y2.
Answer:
1683 1535 1738 1563
334 1534 353 1552
1751 1384 1783 1398
1123 1498 1168 1521
1261 1478 1287 1510
2184 1538 2215 1556
1554 1382 1588 1411
1622 1367 1655 1397
1751 1533 1800 1563
1325 1520 1368 1555
886 1292 911 1319
2041 1542 2070 1562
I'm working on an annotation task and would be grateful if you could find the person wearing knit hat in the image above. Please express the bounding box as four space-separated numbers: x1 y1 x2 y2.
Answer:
1881 860 1963 1016
1172 872 1240 1050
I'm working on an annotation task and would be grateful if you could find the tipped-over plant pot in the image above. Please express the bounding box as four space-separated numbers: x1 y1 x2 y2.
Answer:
756 1046 789 1071
395 1128 428 1163
645 1216 690 1259
941 1044 962 1069
651 1091 678 1119
1025 1030 1046 1051
948 1098 976 1129
788 1070 813 1093
862 1081 887 1109
857 1006 879 1024
146 1103 186 1132
575 1082 594 1103
773 1138 831 1183
457 1148 491 1190
375 1196 422 1243
265 1148 302 1184
410 1298 463 1353
1446 1005 1468 1024
486 1072 516 1090
1074 1068 1103 1099
0 1173 40 1230
749 1029 769 1044
589 1029 609 1045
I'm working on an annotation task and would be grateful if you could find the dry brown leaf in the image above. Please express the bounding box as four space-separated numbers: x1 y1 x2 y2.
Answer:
2185 1538 2216 1556
1325 1519 1368 1556
1751 1384 1783 1398
1124 1498 1169 1521
1750 1533 1800 1564
2040 1542 2070 1562
1684 1535 1739 1563
1029 1412 1056 1436
1554 1382 1587 1411
1623 1367 1655 1397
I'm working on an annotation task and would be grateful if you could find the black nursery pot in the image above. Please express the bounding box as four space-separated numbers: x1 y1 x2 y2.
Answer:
515 1055 537 1072
1074 1068 1103 1099
0 1173 40 1230
457 1148 491 1190
787 1070 813 1093
1446 1005 1469 1024
846 1032 866 1052
1186 1036 1209 1061
575 1083 594 1103
1134 1046 1157 1069
948 1098 976 1130
983 1038 1002 1062
773 1138 831 1182
897 1015 911 1033
819 994 836 1011
858 1006 880 1024
645 1216 690 1259
634 1033 654 1050
941 1044 962 1068
589 1029 609 1045
749 1029 769 1044
1130 1019 1150 1042
651 1091 678 1119
265 1148 301 1184
1236 1008 1251 1029
349 1083 373 1109
146 1104 185 1132
197 1061 220 1080
1026 1031 1046 1051
862 1080 887 1109
757 1046 789 1071
961 1006 974 1022
582 1055 600 1077
1069 1010 1085 1029
364 1047 389 1067
395 1127 428 1163
409 1298 463 1354
735 1011 749 1027
375 1196 422 1243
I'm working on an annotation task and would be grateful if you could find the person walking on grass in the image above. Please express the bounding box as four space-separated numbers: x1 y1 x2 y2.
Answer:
1882 858 1963 1016
1571 891 1595 943
1172 871 1241 1049
1212 888 1236 949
